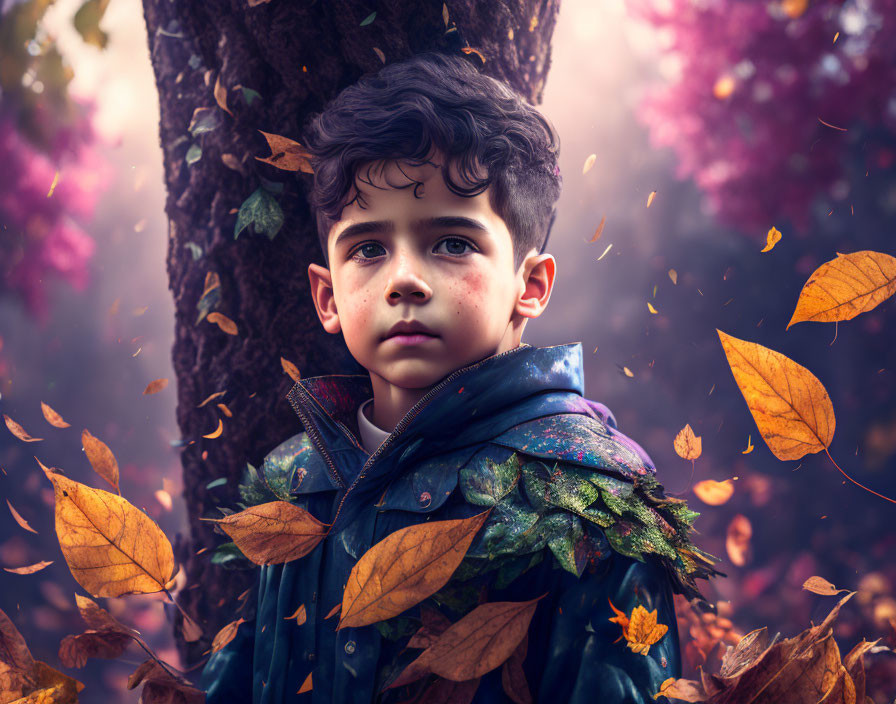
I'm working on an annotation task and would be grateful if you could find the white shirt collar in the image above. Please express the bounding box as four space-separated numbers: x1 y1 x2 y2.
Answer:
356 398 390 455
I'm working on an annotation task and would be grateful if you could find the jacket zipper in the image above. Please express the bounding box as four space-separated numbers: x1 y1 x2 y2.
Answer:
328 344 530 527
287 387 346 490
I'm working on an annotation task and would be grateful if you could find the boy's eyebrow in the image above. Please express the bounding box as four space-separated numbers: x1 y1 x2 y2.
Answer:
333 216 489 248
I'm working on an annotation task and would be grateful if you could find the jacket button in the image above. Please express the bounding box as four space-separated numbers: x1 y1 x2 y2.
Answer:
418 491 431 508
344 640 356 655
308 652 316 662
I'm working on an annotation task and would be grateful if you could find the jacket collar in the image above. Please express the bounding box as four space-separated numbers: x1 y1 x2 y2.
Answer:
286 342 590 527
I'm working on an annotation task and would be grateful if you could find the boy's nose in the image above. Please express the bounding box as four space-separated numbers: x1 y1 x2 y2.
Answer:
385 252 432 302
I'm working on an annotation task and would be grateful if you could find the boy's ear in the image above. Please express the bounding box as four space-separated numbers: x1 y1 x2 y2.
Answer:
307 263 342 334
516 251 556 319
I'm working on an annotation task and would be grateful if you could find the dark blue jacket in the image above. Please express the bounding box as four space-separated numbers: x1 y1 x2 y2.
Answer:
198 342 717 703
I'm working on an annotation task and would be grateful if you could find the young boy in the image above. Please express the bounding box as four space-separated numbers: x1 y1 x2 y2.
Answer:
199 51 719 704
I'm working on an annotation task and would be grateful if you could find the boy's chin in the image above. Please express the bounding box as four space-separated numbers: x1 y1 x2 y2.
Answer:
370 361 455 391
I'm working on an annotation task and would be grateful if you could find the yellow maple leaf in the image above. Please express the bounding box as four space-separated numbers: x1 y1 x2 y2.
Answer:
608 599 668 656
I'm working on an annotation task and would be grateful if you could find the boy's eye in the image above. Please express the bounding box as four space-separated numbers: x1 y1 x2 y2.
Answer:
349 237 476 262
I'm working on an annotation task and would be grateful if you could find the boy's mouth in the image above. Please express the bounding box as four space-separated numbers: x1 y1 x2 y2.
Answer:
383 320 439 340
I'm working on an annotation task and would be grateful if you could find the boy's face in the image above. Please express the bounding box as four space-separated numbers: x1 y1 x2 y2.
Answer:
307 153 555 394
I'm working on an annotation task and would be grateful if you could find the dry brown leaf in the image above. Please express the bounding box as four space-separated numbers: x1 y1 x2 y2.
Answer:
40 403 70 429
693 479 735 506
297 671 312 694
653 677 706 702
674 424 702 460
4 414 43 442
206 312 238 335
669 269 678 285
281 357 302 383
407 605 452 650
0 606 36 701
202 500 330 565
7 500 38 534
255 131 314 173
214 74 232 117
646 190 657 208
427 597 544 681
81 429 120 492
12 661 84 703
372 47 386 63
4 561 53 575
786 250 896 329
209 618 245 655
59 630 132 668
337 510 491 629
843 638 879 702
202 418 224 439
761 226 782 253
500 633 532 704
142 379 169 395
216 403 232 418
717 329 835 461
284 604 306 625
46 470 175 597
803 576 850 597
126 659 204 703
725 514 752 567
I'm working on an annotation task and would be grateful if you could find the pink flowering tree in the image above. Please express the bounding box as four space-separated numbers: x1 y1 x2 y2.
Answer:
625 0 896 236
0 0 112 324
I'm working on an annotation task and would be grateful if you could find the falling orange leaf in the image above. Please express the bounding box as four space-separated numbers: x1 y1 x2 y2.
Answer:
803 576 850 596
787 250 896 329
46 470 175 597
4 414 43 442
646 191 657 208
202 500 330 565
726 514 752 566
693 479 735 506
338 510 491 629
197 391 226 408
206 312 238 335
587 215 607 244
285 604 307 625
818 116 847 131
647 302 658 314
7 499 38 534
582 153 597 175
460 46 486 63
298 671 312 694
622 366 634 378
40 402 70 429
255 131 314 173
143 378 169 395
203 418 224 439
717 329 835 461
597 243 613 261
668 269 678 285
281 357 302 383
209 618 246 655
47 170 60 198
761 226 782 252
372 47 386 63
81 429 120 492
4 561 54 575
626 605 669 655
673 424 702 461
216 403 233 418
742 434 755 454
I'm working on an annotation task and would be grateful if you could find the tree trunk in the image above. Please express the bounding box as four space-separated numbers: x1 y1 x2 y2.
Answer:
140 0 561 665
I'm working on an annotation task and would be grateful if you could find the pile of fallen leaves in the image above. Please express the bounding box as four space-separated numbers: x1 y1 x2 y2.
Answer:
656 579 891 703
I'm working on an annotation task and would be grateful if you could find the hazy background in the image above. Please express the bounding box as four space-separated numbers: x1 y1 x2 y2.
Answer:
2 0 895 700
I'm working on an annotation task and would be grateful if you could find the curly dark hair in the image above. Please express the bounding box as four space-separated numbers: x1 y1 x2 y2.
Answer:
300 51 562 270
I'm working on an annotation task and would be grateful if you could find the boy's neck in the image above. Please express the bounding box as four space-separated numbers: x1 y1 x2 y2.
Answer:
364 375 431 432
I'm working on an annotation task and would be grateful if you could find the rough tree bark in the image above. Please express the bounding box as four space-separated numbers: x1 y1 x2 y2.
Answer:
140 0 561 665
